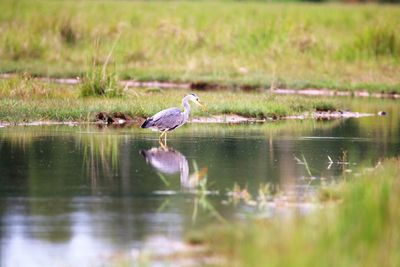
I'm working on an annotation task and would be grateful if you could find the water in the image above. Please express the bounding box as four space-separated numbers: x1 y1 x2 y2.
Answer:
0 99 399 266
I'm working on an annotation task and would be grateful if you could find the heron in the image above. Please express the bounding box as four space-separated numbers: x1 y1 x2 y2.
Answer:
141 93 205 144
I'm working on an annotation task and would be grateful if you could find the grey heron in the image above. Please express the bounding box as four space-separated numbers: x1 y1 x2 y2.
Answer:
141 93 204 143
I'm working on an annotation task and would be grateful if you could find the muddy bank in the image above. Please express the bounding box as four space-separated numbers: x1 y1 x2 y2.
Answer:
1 73 399 99
0 111 375 128
272 88 400 99
190 111 374 123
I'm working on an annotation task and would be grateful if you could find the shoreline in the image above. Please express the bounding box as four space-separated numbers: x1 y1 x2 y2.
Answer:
0 111 375 128
1 73 399 99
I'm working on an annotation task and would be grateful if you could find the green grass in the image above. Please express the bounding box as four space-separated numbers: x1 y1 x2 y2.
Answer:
79 67 123 97
0 76 337 122
192 158 400 267
0 0 399 92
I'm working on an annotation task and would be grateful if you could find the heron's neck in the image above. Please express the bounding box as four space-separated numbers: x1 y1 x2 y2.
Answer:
182 97 191 120
180 156 190 188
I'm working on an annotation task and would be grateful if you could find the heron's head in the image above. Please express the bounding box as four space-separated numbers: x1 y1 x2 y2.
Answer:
187 93 205 108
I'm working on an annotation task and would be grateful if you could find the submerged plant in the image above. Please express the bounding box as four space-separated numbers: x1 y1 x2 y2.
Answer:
227 183 253 206
192 179 226 224
191 164 226 224
225 183 282 209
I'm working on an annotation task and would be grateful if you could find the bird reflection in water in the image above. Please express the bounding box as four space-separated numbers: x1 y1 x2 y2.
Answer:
140 146 227 223
140 146 207 189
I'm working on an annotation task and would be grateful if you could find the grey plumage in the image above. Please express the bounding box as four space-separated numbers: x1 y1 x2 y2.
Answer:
141 108 184 131
141 94 203 136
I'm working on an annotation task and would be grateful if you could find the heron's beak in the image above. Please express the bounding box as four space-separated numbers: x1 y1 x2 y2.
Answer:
196 100 208 111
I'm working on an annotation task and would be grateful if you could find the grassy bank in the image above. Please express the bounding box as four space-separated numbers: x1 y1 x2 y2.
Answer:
193 158 400 267
0 76 336 123
0 0 399 92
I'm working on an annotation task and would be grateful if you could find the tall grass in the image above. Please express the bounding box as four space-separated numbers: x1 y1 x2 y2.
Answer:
340 22 400 60
198 158 400 267
58 17 81 46
0 0 399 91
80 67 123 97
3 33 45 60
0 75 73 99
355 25 399 58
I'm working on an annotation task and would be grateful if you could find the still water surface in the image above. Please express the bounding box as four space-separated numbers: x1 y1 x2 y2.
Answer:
0 99 399 266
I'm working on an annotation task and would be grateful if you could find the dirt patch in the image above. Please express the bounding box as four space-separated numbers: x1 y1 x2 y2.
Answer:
95 112 133 124
94 112 145 128
190 81 219 91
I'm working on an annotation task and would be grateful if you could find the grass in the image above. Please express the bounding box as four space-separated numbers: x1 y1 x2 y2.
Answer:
190 158 400 267
0 76 338 123
0 0 399 92
79 67 123 97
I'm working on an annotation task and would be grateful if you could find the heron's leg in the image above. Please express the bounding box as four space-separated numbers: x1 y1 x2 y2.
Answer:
159 130 167 140
164 132 168 146
159 139 167 150
159 131 168 149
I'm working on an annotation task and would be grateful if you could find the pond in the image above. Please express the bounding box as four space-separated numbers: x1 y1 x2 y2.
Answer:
0 99 399 266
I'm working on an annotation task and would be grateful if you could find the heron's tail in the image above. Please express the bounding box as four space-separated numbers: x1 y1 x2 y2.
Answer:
141 118 153 128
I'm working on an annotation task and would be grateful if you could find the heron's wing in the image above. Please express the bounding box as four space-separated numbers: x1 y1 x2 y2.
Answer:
151 107 180 121
151 107 184 130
